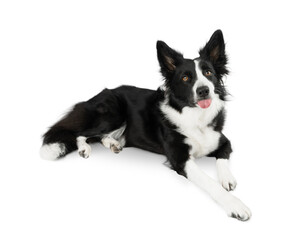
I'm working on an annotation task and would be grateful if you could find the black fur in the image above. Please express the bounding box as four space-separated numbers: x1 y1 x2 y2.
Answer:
199 29 229 79
42 30 232 176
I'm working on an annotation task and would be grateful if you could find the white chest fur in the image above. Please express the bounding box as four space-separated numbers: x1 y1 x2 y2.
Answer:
184 125 221 158
160 98 224 158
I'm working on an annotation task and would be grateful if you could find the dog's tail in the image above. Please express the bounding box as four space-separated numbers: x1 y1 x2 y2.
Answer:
40 102 88 160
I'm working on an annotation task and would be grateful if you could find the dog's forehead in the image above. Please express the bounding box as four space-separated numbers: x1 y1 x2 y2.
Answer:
177 59 196 73
194 57 213 70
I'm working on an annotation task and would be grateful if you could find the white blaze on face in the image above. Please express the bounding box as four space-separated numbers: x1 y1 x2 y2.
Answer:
193 60 216 102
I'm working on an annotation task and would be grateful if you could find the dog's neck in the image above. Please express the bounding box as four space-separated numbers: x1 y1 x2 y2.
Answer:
160 93 225 130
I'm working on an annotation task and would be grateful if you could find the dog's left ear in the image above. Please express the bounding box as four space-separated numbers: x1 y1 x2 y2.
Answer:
199 30 228 76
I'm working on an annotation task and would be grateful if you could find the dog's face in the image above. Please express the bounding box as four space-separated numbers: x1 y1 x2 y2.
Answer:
157 30 228 110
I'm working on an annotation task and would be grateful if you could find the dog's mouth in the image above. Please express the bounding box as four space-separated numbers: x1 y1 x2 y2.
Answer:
197 98 212 109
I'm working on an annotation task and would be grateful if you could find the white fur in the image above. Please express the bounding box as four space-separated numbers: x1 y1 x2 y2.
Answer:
160 97 224 158
40 143 66 160
101 124 126 153
185 158 251 221
186 125 221 158
77 136 91 158
216 158 237 191
101 136 123 152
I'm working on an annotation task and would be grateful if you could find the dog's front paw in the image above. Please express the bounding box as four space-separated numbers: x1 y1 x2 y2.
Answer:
78 144 91 159
219 171 237 191
220 193 252 221
216 159 237 191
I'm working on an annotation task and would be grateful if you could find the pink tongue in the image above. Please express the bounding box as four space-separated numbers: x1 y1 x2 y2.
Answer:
198 99 212 109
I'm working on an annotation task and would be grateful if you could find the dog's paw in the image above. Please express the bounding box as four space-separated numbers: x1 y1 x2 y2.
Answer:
110 143 122 154
78 144 91 159
216 159 237 191
102 137 123 154
220 194 252 221
219 171 237 191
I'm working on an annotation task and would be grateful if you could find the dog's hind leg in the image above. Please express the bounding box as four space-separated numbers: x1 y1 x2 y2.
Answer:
76 123 126 155
41 88 126 160
101 124 126 154
101 137 123 153
76 136 91 158
40 102 90 160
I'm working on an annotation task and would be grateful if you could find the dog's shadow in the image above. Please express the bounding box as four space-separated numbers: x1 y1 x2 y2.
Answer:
68 142 218 179
68 142 166 167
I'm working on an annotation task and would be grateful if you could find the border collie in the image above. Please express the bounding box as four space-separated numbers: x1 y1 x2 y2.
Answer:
40 30 251 221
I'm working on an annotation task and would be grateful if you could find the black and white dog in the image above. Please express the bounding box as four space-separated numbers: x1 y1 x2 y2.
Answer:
40 30 251 221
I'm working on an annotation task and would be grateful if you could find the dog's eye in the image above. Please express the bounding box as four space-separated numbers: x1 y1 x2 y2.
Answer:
205 70 212 76
182 76 189 82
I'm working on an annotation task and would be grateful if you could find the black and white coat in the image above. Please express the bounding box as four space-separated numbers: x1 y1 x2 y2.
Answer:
40 30 251 221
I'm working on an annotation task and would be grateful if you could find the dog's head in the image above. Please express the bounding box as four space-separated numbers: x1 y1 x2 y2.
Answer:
157 30 228 111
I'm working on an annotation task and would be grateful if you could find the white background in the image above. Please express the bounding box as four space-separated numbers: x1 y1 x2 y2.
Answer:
1 0 301 239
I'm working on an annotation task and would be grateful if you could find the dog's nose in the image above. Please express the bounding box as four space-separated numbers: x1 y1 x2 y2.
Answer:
196 86 210 98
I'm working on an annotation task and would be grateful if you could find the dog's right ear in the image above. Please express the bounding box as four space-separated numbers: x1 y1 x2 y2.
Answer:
156 41 183 78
